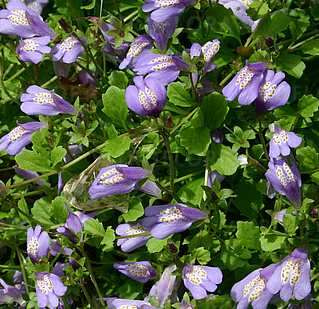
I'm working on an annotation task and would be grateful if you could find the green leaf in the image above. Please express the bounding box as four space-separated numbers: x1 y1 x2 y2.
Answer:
51 146 67 167
18 198 30 222
236 221 260 249
297 95 319 118
301 39 319 55
31 199 53 226
276 53 306 78
84 218 104 237
122 198 144 222
108 71 128 89
260 233 286 252
81 0 95 9
311 171 319 184
193 247 211 264
296 146 319 171
254 10 291 37
283 214 297 235
208 144 240 176
102 86 128 128
101 227 115 251
102 135 131 158
16 150 51 173
51 196 68 224
177 178 204 206
146 238 167 253
167 82 195 107
180 127 211 156
200 92 229 130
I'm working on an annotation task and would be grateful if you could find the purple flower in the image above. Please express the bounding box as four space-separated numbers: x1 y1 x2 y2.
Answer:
266 248 311 302
20 85 75 116
23 0 48 14
16 35 51 64
143 0 194 23
78 70 96 86
0 121 45 155
212 129 224 144
183 264 223 300
207 171 224 187
100 23 129 61
190 39 220 73
106 298 154 309
113 261 156 283
140 204 206 239
0 0 54 38
147 15 178 51
116 222 150 252
273 209 287 224
15 167 45 186
265 157 302 206
269 126 302 159
231 264 277 309
57 212 91 242
35 272 67 308
255 70 291 112
119 35 152 69
52 36 85 64
138 180 162 198
88 164 149 199
218 0 258 30
27 225 50 262
147 264 176 307
222 62 266 105
133 50 188 85
125 76 167 116
0 277 25 306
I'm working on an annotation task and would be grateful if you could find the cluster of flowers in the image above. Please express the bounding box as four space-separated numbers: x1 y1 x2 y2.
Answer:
0 211 91 307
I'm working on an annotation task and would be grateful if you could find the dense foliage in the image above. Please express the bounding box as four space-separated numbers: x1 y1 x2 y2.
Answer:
1 0 319 308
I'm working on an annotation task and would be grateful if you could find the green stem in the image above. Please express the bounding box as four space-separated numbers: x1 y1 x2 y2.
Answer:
162 129 175 194
171 107 198 135
80 279 92 306
41 76 58 88
289 33 319 50
219 70 235 87
258 120 269 161
5 141 107 190
123 10 139 23
0 50 14 99
6 67 26 82
16 248 29 295
81 246 104 306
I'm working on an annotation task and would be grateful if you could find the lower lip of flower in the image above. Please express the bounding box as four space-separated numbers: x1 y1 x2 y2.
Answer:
8 9 29 26
159 207 184 223
128 264 149 278
280 259 301 285
8 126 26 142
185 266 207 285
242 275 266 302
260 82 277 102
34 92 55 105
235 67 254 90
27 236 40 256
37 275 54 294
98 168 125 185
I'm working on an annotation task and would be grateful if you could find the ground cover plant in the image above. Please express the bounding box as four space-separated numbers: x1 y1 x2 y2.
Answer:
0 0 319 308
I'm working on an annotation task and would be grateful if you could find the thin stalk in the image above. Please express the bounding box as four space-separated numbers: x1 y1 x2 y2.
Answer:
80 279 92 306
258 120 269 160
6 141 107 190
41 76 58 88
289 33 319 50
6 67 26 82
171 107 198 135
162 129 175 194
123 10 139 23
81 246 104 307
0 50 14 99
17 248 29 295
219 70 235 87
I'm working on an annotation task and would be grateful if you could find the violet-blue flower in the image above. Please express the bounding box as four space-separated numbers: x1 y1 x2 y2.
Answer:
190 39 220 73
255 70 291 112
57 211 91 242
113 261 156 283
140 204 206 239
88 164 149 199
0 0 54 38
23 0 48 14
0 277 25 306
125 76 167 116
147 15 178 51
183 264 223 300
133 50 188 85
143 0 194 23
266 248 311 302
265 157 302 206
0 121 45 156
20 85 75 116
222 62 266 105
231 263 277 309
219 0 258 30
269 126 302 159
15 167 45 186
16 35 51 64
119 35 152 69
52 36 85 64
116 222 150 253
27 225 50 263
35 272 67 308
146 264 176 307
106 298 154 309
